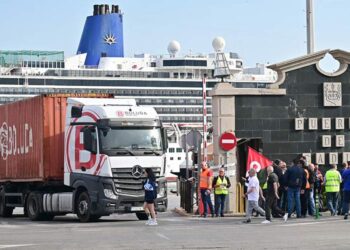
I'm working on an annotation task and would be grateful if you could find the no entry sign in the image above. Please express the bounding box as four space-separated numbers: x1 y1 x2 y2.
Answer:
219 132 237 151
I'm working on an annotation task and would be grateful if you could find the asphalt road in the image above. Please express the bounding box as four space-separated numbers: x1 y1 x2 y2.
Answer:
0 194 350 250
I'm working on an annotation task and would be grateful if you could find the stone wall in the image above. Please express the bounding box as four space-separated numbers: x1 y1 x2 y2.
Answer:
235 64 350 165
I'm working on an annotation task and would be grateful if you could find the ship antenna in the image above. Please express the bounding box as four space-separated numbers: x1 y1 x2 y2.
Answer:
212 37 231 82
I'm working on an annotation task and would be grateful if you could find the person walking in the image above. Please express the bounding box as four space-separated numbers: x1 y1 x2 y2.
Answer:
143 168 158 226
200 161 214 218
243 168 265 223
285 158 304 218
262 166 288 223
323 164 342 216
341 165 350 219
213 167 231 217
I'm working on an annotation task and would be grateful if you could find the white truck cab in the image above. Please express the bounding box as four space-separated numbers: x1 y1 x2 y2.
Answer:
61 98 168 221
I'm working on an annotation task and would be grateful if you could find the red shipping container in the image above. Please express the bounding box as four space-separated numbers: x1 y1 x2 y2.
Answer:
0 96 67 182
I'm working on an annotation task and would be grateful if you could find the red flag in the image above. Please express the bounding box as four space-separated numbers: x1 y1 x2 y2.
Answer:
246 147 272 175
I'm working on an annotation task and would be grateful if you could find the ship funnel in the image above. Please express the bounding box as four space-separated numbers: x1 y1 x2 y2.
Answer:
77 4 124 66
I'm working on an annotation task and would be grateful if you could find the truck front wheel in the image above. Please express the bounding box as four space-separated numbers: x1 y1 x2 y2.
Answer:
76 191 93 222
26 192 43 221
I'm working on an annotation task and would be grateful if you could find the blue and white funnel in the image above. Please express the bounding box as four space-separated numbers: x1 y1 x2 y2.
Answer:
77 4 124 66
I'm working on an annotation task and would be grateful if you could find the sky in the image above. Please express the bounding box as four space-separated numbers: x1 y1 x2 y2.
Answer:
0 0 349 69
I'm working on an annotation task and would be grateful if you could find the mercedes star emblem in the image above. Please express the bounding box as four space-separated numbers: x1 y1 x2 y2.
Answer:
131 165 143 178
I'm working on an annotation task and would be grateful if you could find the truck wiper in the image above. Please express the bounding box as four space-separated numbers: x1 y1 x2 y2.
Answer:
137 147 161 156
110 147 135 156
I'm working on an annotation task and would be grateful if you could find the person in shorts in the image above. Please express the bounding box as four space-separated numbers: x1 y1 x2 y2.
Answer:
143 168 158 226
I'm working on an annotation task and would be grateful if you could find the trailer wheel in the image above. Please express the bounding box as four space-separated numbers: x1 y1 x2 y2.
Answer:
76 191 92 222
136 212 149 220
26 192 43 221
0 191 14 217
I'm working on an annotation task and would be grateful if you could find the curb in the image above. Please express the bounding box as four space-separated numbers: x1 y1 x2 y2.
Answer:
173 207 245 218
173 207 192 217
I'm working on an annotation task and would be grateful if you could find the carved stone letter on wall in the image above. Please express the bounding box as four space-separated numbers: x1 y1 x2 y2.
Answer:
295 118 304 130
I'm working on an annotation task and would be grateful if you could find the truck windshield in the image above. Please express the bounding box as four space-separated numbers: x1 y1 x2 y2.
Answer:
99 127 163 154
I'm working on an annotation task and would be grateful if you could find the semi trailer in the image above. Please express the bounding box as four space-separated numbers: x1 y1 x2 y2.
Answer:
0 94 168 222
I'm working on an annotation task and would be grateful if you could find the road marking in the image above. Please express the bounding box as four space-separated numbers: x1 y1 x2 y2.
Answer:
73 229 102 232
156 233 170 240
0 225 21 229
0 245 36 249
278 220 339 227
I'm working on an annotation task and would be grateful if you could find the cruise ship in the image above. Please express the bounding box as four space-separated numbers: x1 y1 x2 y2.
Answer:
0 4 276 134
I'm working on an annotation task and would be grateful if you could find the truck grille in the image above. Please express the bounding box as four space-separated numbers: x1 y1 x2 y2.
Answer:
111 167 161 196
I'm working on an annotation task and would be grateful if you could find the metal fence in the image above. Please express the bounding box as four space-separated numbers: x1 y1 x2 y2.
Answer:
179 179 194 213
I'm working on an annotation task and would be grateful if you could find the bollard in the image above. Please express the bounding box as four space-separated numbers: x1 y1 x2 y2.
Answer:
315 188 320 219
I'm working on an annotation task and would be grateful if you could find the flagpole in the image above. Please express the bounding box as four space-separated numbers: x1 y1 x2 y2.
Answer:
202 74 207 163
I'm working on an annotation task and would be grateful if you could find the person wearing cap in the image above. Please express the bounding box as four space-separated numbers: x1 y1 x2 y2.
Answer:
199 161 214 218
243 168 265 223
213 166 231 217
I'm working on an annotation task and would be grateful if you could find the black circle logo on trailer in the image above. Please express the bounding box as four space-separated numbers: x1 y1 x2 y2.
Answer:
131 165 143 179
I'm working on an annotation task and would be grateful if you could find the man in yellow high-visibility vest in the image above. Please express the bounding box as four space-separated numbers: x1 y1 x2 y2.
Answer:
213 167 231 217
323 164 342 216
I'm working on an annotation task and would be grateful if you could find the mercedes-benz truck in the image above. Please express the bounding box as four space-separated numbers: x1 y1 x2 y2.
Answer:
0 94 167 222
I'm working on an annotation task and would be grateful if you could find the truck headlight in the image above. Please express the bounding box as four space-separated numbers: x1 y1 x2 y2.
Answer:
104 188 117 200
157 186 166 198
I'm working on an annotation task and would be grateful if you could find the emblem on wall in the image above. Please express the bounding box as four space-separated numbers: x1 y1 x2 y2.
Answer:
104 33 116 45
323 82 342 107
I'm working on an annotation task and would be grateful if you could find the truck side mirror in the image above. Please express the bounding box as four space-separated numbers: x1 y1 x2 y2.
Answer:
71 106 82 118
162 128 168 152
83 127 97 154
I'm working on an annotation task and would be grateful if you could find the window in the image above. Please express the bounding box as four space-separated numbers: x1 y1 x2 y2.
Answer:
151 62 156 67
168 148 175 153
176 148 182 153
236 61 243 68
178 157 181 160
170 157 174 161
163 60 207 67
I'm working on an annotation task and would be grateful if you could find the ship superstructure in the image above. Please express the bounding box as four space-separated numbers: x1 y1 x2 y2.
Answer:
0 4 276 132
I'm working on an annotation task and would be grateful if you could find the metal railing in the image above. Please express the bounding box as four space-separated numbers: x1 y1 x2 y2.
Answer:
235 183 246 214
179 179 194 213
